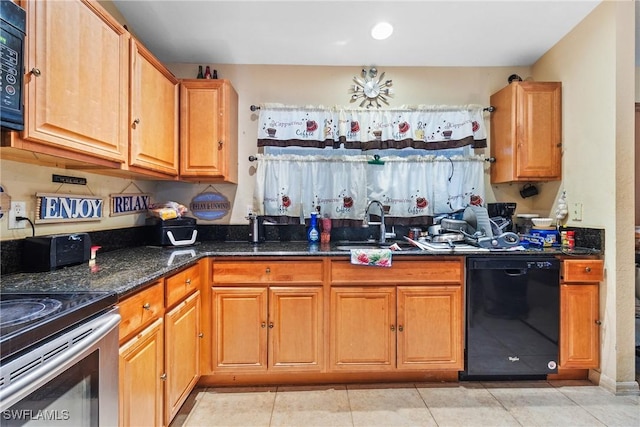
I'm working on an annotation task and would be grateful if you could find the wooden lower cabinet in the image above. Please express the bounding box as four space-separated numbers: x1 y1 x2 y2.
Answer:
559 283 600 369
269 287 323 371
211 286 323 372
397 286 462 370
330 285 462 371
119 318 164 427
559 259 603 369
119 261 203 426
164 291 201 425
330 287 396 370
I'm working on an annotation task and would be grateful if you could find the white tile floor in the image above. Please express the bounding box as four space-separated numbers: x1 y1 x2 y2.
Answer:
170 380 639 427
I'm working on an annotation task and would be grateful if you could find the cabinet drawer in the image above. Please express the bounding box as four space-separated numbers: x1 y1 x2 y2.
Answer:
118 280 164 342
331 260 463 284
562 260 604 283
166 263 200 307
212 261 323 284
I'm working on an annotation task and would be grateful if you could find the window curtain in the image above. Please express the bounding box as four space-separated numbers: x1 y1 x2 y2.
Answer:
256 104 487 150
253 154 485 221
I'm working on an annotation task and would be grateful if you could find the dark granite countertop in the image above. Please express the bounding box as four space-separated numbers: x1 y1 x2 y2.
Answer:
0 241 600 300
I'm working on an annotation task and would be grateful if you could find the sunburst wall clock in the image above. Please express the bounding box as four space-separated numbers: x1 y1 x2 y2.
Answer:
349 67 393 109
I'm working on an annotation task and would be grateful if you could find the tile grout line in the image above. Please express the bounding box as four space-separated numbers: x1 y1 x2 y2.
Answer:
268 386 279 427
548 382 609 427
412 383 441 427
344 385 356 427
479 382 525 427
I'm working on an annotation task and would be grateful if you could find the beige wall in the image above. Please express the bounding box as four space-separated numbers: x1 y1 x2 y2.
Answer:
533 1 637 393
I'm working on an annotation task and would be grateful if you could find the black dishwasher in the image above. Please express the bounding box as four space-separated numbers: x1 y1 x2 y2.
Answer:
462 257 560 380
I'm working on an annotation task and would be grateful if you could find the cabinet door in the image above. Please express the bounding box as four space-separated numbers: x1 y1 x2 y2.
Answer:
165 291 200 425
397 286 463 370
119 318 164 427
559 284 599 369
268 287 323 371
129 39 179 176
330 287 396 371
490 81 561 183
515 82 562 180
179 80 238 183
22 0 128 163
212 287 268 371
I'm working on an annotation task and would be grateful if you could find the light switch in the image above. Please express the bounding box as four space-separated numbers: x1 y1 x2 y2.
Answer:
572 203 582 221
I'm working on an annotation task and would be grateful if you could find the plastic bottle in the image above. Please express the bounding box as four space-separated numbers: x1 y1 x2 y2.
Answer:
307 212 319 243
197 66 204 79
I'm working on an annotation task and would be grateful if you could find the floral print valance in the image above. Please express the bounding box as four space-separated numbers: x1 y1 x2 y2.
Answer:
256 104 487 150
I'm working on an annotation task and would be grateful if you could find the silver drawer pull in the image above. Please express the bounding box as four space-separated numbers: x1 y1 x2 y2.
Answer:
142 303 151 310
585 267 591 273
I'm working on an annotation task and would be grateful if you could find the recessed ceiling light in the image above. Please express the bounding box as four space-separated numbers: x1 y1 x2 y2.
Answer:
371 22 393 40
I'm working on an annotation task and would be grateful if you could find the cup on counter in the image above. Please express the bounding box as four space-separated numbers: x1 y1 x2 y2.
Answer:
321 217 332 243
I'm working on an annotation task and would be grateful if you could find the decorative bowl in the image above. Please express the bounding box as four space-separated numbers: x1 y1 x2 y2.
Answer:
531 217 554 228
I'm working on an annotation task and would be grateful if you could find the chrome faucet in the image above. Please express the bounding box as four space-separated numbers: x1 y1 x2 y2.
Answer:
363 200 389 244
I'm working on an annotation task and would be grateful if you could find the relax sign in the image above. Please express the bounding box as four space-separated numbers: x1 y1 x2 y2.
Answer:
36 193 103 224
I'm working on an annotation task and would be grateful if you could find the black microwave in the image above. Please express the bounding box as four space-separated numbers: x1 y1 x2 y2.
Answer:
1 0 26 131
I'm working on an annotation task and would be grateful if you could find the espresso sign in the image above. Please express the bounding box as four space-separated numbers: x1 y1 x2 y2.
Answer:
109 193 151 217
35 193 103 224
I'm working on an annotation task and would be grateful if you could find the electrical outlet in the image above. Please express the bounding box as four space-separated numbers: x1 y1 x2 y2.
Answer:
246 205 254 217
572 202 583 221
9 201 26 229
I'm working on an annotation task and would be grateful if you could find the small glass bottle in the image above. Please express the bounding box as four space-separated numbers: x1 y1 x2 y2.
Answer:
307 212 320 244
204 66 212 79
197 65 204 79
212 69 218 79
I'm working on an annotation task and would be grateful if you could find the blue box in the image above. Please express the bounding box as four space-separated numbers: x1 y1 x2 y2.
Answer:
530 228 559 247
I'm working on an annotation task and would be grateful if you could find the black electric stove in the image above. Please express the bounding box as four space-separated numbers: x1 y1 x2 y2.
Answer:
0 291 118 362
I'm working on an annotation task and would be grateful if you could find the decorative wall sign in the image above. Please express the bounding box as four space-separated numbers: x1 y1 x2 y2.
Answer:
190 188 231 221
109 193 151 217
0 185 10 219
35 193 103 224
52 174 87 185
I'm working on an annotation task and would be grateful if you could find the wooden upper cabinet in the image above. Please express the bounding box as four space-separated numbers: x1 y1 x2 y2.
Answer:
490 82 562 183
129 39 179 177
18 0 129 164
179 79 238 183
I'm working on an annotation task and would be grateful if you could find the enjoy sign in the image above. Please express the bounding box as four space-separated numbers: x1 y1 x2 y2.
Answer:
36 193 103 224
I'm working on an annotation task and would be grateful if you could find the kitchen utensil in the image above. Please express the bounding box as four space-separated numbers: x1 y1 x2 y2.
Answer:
403 236 429 250
440 218 468 233
520 183 539 198
431 232 465 243
462 206 493 237
427 224 443 235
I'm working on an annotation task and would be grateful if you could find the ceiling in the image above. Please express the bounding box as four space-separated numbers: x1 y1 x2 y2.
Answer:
111 0 613 68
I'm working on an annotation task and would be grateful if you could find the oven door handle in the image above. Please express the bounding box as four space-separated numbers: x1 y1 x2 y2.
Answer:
0 308 121 411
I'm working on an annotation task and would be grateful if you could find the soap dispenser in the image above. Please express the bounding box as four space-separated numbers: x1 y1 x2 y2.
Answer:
307 212 320 243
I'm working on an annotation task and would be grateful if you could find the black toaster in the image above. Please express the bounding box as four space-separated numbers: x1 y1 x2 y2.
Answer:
23 233 91 272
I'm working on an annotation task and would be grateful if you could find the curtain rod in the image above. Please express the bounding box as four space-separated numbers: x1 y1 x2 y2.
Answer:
250 105 495 112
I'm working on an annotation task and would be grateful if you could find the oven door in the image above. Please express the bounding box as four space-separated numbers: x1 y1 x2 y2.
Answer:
0 308 120 426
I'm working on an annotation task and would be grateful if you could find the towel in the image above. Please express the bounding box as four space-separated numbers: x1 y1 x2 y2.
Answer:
350 249 392 267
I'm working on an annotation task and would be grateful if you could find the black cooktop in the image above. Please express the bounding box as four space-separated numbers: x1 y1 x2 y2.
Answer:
0 291 117 362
